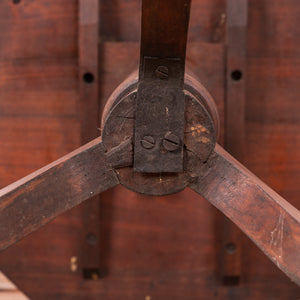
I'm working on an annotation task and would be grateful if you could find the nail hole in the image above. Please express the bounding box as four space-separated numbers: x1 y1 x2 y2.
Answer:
12 0 21 4
86 233 97 246
231 70 243 81
83 72 95 84
225 242 236 254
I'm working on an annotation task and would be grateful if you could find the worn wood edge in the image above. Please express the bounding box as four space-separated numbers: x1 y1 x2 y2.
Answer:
214 145 300 221
189 144 300 286
0 137 122 251
0 137 102 196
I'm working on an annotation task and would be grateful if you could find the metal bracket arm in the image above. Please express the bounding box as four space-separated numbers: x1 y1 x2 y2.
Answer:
134 0 191 173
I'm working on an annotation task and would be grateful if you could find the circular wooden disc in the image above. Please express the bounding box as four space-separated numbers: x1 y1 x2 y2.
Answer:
102 77 217 196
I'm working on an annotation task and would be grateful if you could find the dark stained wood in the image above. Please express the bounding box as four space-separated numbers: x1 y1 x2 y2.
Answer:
0 0 300 299
99 0 225 43
134 0 191 173
102 88 216 197
189 144 300 286
140 0 191 61
226 0 247 153
221 0 248 284
0 40 227 299
79 0 100 143
0 137 120 251
78 0 102 278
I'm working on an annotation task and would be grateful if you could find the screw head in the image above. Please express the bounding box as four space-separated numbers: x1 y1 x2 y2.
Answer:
155 66 169 79
141 135 155 149
163 132 180 151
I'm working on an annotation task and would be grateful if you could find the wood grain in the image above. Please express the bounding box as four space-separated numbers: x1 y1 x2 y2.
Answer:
189 144 300 286
78 0 103 278
0 0 299 298
0 40 227 299
221 0 248 284
0 138 118 251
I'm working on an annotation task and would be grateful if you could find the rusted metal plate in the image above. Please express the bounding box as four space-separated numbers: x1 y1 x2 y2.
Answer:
134 0 191 173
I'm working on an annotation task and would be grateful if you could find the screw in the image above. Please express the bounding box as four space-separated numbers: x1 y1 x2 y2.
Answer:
141 136 155 149
155 66 169 79
163 132 180 151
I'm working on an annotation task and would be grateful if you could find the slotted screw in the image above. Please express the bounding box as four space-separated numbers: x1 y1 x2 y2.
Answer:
141 136 155 149
155 66 169 79
163 132 180 151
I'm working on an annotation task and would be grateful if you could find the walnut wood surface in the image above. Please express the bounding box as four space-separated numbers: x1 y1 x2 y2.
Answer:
78 0 102 276
140 0 191 63
189 144 300 286
0 0 299 299
0 138 118 251
221 0 248 283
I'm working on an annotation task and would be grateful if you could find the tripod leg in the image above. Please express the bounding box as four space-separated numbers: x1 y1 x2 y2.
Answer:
189 144 300 286
0 138 132 251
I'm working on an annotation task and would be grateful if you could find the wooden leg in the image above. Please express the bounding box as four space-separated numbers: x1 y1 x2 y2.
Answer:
0 137 133 252
189 144 300 286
